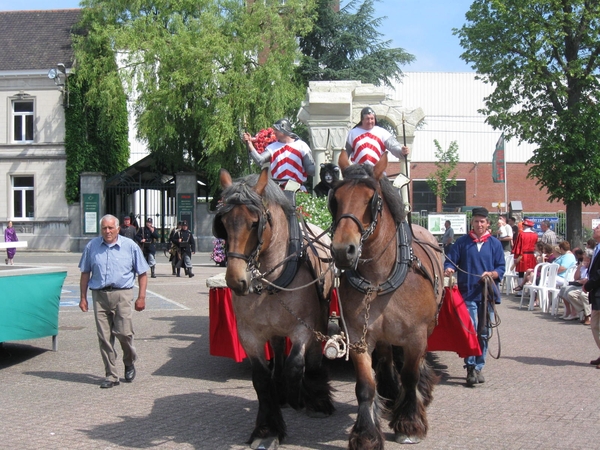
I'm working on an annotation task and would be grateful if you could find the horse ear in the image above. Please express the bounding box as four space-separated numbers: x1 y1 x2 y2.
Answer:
373 151 388 180
338 150 350 171
254 168 269 195
219 169 233 189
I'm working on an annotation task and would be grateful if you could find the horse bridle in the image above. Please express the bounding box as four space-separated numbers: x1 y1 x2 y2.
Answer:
213 198 272 270
328 187 383 243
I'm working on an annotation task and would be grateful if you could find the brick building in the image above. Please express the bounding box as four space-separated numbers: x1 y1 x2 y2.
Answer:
384 72 600 228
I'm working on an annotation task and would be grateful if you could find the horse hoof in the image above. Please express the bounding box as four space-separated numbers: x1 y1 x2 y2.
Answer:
395 434 421 444
250 436 279 450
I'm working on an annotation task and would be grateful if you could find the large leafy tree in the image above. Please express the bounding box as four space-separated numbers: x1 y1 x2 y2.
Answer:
66 25 129 204
74 0 316 188
298 0 414 87
455 0 600 245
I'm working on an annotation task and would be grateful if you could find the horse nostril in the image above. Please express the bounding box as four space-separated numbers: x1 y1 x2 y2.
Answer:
347 244 357 258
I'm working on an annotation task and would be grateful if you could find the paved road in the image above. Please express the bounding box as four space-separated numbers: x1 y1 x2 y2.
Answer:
2 252 600 449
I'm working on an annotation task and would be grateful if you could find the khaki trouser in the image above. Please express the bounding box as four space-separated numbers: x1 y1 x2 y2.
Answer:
92 289 137 382
567 289 591 317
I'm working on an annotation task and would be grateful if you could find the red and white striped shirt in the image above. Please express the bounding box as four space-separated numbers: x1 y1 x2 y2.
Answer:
265 140 312 185
346 126 392 166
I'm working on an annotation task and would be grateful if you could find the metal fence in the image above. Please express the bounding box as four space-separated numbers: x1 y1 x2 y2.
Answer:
413 210 569 242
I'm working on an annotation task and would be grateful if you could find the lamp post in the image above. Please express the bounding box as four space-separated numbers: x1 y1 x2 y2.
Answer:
47 63 69 107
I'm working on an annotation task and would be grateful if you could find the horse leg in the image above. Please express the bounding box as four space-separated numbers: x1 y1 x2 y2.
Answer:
349 351 384 450
301 338 335 417
390 344 435 444
270 336 287 407
248 355 286 449
283 341 305 410
373 342 400 412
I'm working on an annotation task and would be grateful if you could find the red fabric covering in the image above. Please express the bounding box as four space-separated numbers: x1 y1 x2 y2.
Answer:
209 287 291 362
330 288 340 316
209 287 247 362
427 285 482 358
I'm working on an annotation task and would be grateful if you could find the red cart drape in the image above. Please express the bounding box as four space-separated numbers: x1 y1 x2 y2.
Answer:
209 287 291 362
427 285 482 358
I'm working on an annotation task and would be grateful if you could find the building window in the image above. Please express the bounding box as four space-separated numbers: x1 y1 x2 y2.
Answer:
12 176 35 219
13 100 34 142
412 180 466 213
412 181 437 213
444 181 467 212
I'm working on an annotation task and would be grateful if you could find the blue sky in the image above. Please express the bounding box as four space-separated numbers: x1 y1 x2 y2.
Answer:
1 0 474 72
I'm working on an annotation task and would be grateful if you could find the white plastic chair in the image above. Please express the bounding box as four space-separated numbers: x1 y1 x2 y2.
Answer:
503 254 519 294
550 264 578 316
520 263 548 310
528 263 560 313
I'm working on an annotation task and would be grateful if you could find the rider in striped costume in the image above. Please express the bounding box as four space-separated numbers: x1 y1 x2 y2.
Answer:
345 107 409 165
244 119 315 191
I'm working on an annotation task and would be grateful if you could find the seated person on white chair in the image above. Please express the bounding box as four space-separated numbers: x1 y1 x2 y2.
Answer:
553 241 577 287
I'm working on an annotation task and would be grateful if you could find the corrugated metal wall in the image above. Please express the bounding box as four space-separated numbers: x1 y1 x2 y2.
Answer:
385 72 537 164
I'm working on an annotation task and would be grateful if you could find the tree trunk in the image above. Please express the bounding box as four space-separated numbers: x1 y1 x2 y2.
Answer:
565 201 583 248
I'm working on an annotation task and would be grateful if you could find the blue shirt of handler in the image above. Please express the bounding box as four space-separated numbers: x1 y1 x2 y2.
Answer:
79 234 149 289
443 207 505 386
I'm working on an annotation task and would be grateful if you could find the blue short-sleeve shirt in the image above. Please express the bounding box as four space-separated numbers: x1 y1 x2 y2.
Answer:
79 235 150 289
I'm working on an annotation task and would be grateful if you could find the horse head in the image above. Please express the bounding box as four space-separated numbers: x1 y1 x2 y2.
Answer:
214 168 273 295
329 152 389 270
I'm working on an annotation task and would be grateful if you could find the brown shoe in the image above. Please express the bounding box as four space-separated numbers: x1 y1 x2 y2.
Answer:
582 316 591 325
589 357 600 365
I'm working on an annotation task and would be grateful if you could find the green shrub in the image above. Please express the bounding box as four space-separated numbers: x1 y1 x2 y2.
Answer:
296 193 332 232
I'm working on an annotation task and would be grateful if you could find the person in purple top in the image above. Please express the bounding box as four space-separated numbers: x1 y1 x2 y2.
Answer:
4 221 18 265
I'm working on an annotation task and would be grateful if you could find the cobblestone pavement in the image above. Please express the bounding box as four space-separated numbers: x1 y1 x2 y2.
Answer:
2 252 600 449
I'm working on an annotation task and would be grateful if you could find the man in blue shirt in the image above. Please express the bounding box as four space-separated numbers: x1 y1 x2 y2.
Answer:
444 207 505 387
79 214 149 388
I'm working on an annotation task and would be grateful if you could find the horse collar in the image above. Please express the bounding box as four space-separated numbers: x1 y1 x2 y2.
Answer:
344 221 413 295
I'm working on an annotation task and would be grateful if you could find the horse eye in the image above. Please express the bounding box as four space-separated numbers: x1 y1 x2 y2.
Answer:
250 221 259 229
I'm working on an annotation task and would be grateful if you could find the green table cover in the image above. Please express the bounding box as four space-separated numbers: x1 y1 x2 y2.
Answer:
0 271 67 343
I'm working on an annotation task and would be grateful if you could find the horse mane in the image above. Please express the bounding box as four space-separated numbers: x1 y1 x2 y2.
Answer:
219 173 295 217
338 164 406 225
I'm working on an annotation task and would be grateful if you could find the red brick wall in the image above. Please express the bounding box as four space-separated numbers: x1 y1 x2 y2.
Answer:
387 161 600 227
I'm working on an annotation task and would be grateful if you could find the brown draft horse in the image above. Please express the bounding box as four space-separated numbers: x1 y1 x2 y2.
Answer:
329 151 444 449
213 168 335 449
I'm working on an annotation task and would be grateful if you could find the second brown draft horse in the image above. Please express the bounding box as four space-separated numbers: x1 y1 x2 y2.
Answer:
329 151 443 449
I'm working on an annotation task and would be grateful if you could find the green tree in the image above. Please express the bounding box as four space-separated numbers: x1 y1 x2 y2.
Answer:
65 30 129 204
455 0 600 246
426 140 459 211
75 0 316 189
297 0 414 87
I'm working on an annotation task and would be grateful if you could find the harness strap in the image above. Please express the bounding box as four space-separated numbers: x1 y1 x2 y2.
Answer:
344 221 413 295
265 192 302 293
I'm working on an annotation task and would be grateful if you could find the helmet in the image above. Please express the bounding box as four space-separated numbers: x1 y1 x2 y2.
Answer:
272 119 297 138
360 106 377 121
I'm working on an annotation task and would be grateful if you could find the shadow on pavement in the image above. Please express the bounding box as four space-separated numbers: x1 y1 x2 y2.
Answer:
22 370 103 385
0 343 48 369
81 392 355 450
502 355 590 367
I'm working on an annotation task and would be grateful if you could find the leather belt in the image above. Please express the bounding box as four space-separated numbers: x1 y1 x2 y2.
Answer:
93 286 132 292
